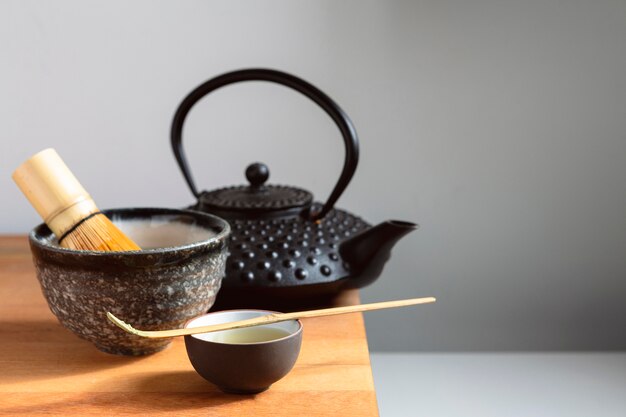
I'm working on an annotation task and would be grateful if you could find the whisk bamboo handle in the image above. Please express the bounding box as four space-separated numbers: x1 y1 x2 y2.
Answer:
12 148 99 238
13 148 140 252
107 296 437 339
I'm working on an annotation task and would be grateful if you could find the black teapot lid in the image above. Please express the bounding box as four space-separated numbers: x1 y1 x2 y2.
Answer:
199 162 313 214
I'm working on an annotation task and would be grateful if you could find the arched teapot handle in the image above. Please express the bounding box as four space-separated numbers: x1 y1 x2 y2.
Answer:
170 68 359 221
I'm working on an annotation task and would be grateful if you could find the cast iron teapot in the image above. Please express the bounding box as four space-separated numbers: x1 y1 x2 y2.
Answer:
171 68 417 299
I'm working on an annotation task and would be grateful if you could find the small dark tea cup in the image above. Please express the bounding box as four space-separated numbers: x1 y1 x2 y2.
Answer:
184 310 303 394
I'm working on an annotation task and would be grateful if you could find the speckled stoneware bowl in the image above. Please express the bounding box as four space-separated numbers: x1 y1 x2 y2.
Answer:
28 207 230 356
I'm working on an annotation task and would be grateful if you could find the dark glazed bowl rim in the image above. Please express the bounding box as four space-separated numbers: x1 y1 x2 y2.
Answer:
29 207 231 258
184 309 303 346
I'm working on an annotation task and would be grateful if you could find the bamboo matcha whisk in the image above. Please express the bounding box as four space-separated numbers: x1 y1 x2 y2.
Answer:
12 148 141 252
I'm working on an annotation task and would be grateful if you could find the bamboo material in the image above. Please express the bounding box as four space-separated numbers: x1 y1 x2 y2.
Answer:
12 148 140 252
107 296 436 339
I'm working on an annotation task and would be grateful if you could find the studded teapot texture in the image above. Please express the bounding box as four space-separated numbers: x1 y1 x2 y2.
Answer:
224 208 369 287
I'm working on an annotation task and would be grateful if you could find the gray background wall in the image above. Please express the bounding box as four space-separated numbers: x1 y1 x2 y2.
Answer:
2 0 625 351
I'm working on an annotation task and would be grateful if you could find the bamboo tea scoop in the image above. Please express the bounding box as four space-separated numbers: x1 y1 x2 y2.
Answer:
107 296 436 339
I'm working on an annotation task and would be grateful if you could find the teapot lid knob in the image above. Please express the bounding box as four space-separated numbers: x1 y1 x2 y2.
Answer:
246 162 269 187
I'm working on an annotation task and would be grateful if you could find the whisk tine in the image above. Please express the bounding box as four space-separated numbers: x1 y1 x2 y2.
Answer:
62 214 140 252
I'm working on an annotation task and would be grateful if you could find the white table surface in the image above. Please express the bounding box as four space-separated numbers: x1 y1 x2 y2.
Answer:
370 352 626 417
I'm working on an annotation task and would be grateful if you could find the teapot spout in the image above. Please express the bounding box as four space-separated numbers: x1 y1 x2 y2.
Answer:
339 220 417 288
